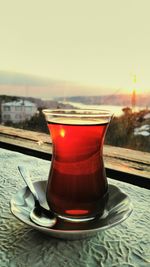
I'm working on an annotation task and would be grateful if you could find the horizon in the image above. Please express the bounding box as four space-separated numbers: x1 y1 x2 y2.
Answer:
0 84 150 100
0 70 150 98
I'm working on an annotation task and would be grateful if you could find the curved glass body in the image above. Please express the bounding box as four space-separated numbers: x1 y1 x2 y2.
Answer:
43 109 112 222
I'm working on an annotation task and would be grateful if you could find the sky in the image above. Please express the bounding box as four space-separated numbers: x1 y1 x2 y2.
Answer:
0 0 150 95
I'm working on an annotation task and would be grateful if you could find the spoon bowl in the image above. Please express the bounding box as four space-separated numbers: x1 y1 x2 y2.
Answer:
18 165 57 228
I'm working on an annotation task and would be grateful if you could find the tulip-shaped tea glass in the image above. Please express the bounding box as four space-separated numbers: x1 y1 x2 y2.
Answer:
43 109 112 222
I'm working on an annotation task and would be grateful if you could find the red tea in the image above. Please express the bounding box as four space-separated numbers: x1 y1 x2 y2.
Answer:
46 118 109 220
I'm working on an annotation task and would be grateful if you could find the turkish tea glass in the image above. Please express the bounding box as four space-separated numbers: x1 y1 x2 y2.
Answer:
43 109 112 222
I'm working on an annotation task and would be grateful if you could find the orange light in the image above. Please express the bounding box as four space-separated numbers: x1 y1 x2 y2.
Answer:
65 209 89 215
60 128 65 138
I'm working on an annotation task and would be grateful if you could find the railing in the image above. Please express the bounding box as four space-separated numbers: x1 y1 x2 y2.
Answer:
0 125 150 189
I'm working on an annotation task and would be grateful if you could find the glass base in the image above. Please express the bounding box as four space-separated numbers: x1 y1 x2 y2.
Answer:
56 213 96 223
53 191 109 223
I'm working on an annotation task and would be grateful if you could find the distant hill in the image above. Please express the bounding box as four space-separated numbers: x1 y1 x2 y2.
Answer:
57 94 150 107
0 71 150 107
0 71 86 98
0 71 114 98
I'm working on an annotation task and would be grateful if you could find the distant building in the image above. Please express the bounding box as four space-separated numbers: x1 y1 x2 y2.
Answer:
1 100 37 123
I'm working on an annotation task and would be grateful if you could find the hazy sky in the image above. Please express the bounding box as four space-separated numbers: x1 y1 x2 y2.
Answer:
0 0 150 94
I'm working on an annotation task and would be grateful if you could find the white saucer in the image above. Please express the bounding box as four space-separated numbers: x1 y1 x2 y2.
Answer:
10 180 133 240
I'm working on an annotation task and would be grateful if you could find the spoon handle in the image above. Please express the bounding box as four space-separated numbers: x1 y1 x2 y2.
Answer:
18 165 39 202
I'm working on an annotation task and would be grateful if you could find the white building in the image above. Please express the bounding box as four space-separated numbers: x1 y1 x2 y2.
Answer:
1 100 37 123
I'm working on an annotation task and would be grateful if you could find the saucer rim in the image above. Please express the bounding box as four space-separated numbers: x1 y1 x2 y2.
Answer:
10 181 133 237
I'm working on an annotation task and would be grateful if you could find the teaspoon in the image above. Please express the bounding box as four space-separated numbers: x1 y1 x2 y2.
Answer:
18 165 57 228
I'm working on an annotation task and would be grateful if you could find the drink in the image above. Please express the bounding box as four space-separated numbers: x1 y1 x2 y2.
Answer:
44 112 111 221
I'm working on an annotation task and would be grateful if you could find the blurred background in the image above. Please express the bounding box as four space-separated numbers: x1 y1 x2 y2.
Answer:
0 0 150 152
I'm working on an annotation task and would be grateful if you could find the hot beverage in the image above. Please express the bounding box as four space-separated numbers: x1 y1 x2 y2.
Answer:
43 110 112 222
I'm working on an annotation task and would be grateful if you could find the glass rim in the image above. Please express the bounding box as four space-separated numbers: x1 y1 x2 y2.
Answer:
43 108 113 118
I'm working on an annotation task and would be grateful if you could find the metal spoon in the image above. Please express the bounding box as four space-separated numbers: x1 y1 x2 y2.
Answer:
18 165 57 228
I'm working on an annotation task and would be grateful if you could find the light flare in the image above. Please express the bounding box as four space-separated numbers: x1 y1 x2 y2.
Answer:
60 128 65 138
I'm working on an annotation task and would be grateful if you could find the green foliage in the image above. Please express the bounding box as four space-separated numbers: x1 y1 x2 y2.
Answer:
0 94 19 103
4 107 48 133
105 109 150 152
23 107 48 133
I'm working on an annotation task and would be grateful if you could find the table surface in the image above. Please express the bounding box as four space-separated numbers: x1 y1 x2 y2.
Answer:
0 148 150 267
